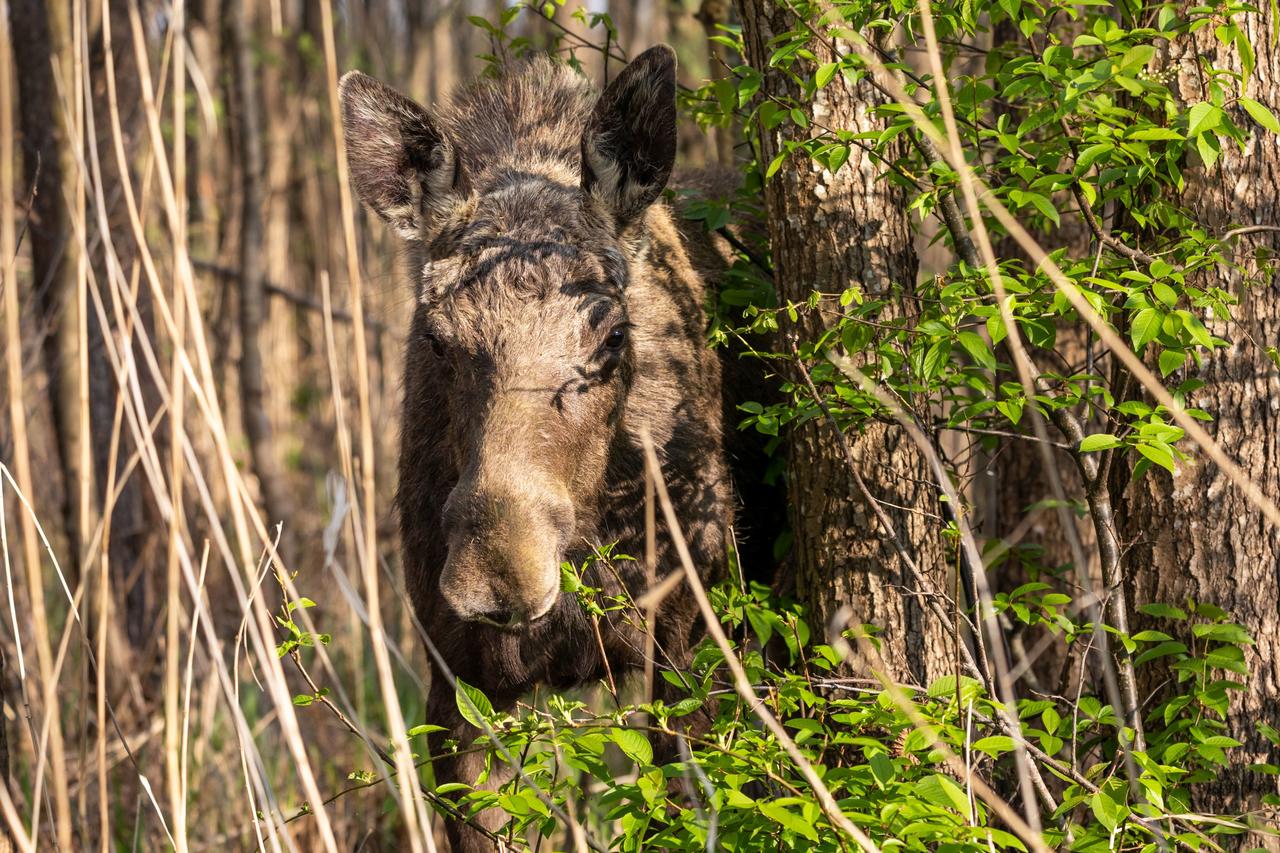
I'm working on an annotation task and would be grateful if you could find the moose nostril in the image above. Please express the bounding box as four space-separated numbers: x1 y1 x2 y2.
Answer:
477 607 518 628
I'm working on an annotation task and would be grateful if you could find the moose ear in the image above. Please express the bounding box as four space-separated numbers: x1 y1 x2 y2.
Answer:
339 71 466 241
580 45 678 226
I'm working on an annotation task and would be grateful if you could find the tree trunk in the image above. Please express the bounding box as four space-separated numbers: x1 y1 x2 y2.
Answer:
227 0 294 558
695 0 736 167
1115 7 1280 831
10 0 88 575
87 0 165 654
736 1 956 686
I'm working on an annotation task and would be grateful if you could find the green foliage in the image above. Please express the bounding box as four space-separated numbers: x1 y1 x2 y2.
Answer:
374 581 1260 850
335 2 1280 848
684 0 1275 492
274 592 331 659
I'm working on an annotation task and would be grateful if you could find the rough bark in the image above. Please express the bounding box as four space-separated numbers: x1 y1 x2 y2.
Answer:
1115 7 1280 831
737 1 955 686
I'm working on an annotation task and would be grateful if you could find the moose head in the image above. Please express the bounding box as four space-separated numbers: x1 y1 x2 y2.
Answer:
339 47 679 629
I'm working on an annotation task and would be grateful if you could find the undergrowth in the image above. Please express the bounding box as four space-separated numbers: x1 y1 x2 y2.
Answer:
282 569 1274 851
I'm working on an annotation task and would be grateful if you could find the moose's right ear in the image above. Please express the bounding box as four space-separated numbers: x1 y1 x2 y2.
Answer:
580 45 678 227
339 71 466 241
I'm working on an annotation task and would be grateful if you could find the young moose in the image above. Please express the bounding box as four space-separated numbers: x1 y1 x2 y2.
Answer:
340 47 731 849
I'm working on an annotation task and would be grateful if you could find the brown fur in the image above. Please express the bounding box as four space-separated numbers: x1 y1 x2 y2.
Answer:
341 48 731 851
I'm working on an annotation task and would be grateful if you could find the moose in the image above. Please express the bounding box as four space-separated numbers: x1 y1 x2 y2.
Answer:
340 46 736 850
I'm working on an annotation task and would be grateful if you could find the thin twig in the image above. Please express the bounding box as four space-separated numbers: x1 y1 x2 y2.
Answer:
1219 224 1280 241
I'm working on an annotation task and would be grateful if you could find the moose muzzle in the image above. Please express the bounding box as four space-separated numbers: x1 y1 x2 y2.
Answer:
438 477 574 629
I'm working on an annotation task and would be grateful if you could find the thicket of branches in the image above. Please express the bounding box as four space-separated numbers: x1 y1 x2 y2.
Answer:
0 0 1277 850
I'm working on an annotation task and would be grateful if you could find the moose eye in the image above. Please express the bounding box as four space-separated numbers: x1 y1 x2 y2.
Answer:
603 324 628 353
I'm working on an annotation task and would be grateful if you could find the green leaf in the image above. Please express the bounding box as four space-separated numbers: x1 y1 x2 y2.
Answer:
1028 192 1061 226
1119 44 1156 71
1136 442 1176 473
1138 603 1188 620
434 782 472 795
828 143 851 175
927 674 958 698
1241 97 1280 133
973 735 1017 756
1129 127 1184 141
916 773 969 813
765 150 788 179
1135 640 1188 665
760 802 819 841
1187 102 1223 137
786 717 825 741
1079 433 1122 452
611 728 654 766
1192 622 1253 644
814 62 839 89
1206 643 1247 672
987 311 1009 345
869 752 896 786
712 78 737 113
1197 130 1221 168
1159 348 1188 377
455 679 494 728
1130 307 1163 350
1090 791 1120 830
1076 142 1114 170
996 397 1024 426
921 340 951 380
1151 280 1178 307
957 331 997 371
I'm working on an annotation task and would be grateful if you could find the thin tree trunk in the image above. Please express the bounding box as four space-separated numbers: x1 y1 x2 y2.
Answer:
736 1 955 685
695 0 736 167
87 0 164 653
1115 6 1280 834
228 0 294 556
10 0 87 575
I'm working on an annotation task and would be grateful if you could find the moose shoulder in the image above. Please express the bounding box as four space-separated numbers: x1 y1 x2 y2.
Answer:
340 47 732 850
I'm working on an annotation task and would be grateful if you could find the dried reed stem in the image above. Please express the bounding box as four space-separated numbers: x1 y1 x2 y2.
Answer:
164 0 191 847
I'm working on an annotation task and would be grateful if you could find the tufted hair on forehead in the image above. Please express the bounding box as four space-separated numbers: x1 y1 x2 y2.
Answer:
419 233 622 306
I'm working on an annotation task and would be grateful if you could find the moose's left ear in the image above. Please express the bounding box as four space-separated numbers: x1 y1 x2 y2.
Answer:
580 45 678 226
